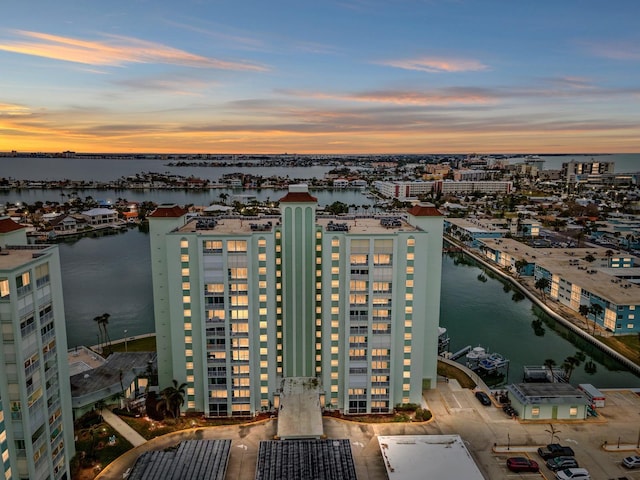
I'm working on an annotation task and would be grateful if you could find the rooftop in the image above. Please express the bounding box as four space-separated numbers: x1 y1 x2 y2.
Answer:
256 439 357 480
480 238 640 304
177 214 420 235
378 435 485 480
128 440 231 480
507 383 590 405
0 245 53 271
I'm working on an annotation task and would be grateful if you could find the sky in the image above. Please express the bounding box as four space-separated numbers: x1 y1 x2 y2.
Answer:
1 1 640 155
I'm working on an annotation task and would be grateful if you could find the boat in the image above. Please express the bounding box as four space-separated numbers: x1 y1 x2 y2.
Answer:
465 346 489 370
478 353 508 372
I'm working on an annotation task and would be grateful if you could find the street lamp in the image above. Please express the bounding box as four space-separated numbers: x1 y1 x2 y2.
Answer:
124 330 128 352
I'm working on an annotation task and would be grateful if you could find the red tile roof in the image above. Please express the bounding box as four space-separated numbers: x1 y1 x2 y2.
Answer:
407 204 442 217
148 205 189 218
278 191 318 203
0 217 24 233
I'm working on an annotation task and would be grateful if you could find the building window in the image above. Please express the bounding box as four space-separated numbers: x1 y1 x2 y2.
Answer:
569 407 578 417
531 407 540 417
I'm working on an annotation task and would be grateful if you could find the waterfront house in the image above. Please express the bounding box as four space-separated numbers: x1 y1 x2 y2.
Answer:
80 207 119 226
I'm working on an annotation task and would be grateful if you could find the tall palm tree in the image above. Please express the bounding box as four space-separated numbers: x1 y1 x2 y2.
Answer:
95 313 112 354
93 315 104 350
589 303 604 335
535 277 550 302
544 358 557 382
158 380 187 418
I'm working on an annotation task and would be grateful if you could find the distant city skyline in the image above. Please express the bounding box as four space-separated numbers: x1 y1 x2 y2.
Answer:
1 1 640 154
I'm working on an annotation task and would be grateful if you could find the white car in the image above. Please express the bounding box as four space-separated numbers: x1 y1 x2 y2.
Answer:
556 468 590 480
623 455 640 469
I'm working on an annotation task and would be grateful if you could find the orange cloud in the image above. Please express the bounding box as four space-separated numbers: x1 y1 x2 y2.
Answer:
0 30 267 71
279 88 495 106
378 56 488 73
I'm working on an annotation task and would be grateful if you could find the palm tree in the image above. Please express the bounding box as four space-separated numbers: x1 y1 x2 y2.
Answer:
535 277 550 302
545 423 561 444
578 304 591 329
93 315 103 350
544 358 557 382
514 259 529 278
158 380 187 418
589 303 604 335
94 313 112 354
562 355 581 381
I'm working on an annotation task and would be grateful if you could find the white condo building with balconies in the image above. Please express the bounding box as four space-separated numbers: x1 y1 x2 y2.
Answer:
149 185 443 417
0 218 75 480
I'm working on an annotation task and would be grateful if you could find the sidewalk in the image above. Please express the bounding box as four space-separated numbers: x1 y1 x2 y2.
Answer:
101 409 147 447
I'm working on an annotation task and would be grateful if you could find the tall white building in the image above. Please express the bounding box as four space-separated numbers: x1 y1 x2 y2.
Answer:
0 218 75 480
149 185 443 417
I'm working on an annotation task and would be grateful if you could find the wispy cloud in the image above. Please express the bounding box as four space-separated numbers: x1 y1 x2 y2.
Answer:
279 87 498 105
0 30 268 71
0 103 31 116
378 56 489 73
587 41 640 61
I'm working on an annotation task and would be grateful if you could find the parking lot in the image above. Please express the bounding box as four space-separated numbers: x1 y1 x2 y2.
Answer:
425 382 640 479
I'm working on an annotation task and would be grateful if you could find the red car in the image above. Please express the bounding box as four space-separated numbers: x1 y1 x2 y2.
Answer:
507 457 540 473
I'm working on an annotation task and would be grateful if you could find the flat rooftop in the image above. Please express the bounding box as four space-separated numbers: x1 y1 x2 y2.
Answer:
256 439 357 480
0 245 54 270
177 215 419 235
128 439 231 480
378 435 485 480
507 383 590 405
480 238 640 304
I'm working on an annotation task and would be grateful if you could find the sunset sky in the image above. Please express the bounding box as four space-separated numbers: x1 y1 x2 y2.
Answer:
2 1 640 154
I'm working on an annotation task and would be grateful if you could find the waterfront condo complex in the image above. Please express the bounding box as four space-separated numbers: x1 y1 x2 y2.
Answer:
0 218 75 480
149 185 443 417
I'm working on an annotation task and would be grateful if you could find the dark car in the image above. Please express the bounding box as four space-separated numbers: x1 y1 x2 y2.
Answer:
546 456 579 471
507 457 540 473
538 443 575 460
475 391 492 406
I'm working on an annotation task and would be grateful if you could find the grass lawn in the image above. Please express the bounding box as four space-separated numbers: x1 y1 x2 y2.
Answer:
597 334 640 365
108 336 156 353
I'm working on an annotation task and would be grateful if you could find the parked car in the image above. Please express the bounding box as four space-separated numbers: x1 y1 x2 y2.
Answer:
555 467 590 480
538 443 575 460
506 457 539 473
475 391 492 406
546 456 579 471
623 455 640 468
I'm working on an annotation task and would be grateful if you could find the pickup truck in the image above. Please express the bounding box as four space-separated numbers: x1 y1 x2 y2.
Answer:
537 443 575 460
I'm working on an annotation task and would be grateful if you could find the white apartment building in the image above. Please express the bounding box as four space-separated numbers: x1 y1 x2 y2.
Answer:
149 185 443 417
0 218 75 480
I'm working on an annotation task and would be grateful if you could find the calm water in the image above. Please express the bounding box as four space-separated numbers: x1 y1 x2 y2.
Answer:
0 157 335 182
1 154 638 182
58 228 640 389
0 187 376 209
440 253 640 388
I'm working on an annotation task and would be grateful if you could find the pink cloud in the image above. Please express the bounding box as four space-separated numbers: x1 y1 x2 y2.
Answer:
379 56 489 73
0 30 267 71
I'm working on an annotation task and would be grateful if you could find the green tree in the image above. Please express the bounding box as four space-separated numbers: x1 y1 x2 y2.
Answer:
514 259 529 278
158 380 187 418
544 358 557 382
535 277 550 302
589 303 604 334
